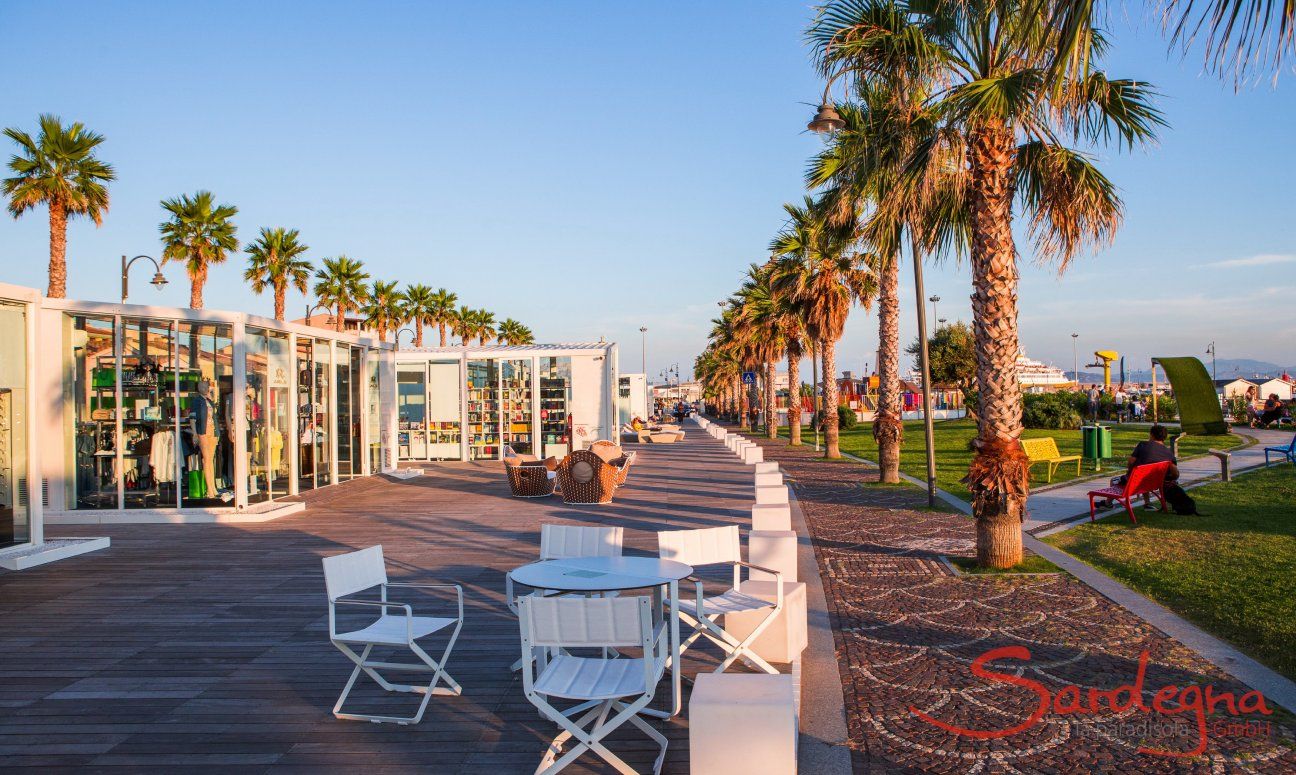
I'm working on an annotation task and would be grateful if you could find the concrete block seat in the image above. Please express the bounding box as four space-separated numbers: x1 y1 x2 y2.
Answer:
741 445 764 465
689 673 798 775
754 461 779 475
755 485 789 505
754 471 783 487
752 504 792 531
725 579 808 665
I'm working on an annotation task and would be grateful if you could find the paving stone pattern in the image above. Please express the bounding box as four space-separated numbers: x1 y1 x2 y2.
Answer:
748 433 1296 774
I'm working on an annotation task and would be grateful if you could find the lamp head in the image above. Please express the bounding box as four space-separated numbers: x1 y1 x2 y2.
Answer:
807 103 846 134
150 272 168 289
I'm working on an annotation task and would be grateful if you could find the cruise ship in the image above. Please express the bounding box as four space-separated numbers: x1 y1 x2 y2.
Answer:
1016 352 1073 392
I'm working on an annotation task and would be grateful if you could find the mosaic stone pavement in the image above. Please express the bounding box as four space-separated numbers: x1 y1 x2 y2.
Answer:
746 433 1296 774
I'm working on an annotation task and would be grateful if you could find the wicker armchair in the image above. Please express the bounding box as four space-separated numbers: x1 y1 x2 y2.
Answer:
504 460 556 498
589 441 635 487
555 449 619 504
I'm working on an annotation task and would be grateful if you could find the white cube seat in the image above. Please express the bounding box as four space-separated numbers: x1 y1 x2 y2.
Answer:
741 446 764 464
689 674 797 775
748 530 798 582
725 580 808 665
751 504 792 531
755 485 788 505
755 471 783 487
754 461 779 475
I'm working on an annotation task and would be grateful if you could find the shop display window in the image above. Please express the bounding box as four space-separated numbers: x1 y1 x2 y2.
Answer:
178 322 233 507
539 356 572 458
426 361 462 459
336 345 363 480
121 318 180 509
66 314 118 509
467 359 500 460
366 356 383 473
502 359 533 455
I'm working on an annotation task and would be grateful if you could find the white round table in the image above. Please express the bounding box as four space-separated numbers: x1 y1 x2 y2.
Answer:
509 555 693 717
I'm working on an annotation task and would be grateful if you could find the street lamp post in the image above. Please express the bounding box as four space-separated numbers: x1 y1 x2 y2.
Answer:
639 326 647 375
396 327 416 349
305 303 331 328
929 295 940 330
1206 341 1216 382
1071 333 1079 385
120 255 168 303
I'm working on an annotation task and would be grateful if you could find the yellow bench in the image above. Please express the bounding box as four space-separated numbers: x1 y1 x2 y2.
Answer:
1020 437 1082 483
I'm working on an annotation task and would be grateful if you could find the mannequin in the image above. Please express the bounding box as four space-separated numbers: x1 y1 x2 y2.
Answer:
192 379 218 499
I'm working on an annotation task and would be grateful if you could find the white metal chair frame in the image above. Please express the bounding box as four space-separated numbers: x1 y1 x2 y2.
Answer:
507 525 625 672
657 525 784 675
323 545 464 725
519 595 669 775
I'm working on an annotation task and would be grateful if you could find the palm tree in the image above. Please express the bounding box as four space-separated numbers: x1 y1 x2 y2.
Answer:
401 283 435 347
497 318 535 345
814 0 1162 566
452 305 474 345
770 197 875 458
427 288 459 347
734 263 789 440
243 227 310 320
159 191 239 309
2 115 115 298
363 280 404 342
313 256 370 332
472 309 497 345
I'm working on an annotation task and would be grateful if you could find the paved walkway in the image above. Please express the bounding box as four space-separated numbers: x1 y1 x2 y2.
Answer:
1024 427 1290 534
747 433 1296 773
0 431 836 773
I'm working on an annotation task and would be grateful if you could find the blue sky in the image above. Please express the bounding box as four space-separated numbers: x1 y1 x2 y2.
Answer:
2 1 1293 380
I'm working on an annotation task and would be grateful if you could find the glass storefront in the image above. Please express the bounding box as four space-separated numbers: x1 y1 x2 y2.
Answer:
0 301 29 547
52 309 391 512
66 315 118 509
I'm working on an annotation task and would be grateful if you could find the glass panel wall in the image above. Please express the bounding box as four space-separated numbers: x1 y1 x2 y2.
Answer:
397 363 426 460
366 356 382 474
427 361 462 460
501 359 533 455
539 356 572 458
336 346 362 480
66 314 118 509
179 323 233 506
266 331 292 497
245 328 270 503
0 302 29 547
466 359 499 460
312 339 333 487
121 318 178 508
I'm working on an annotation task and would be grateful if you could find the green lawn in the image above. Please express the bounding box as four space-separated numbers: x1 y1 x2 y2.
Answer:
781 418 1242 499
1044 464 1296 680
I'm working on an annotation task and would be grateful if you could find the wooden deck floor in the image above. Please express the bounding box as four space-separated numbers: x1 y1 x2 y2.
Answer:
0 430 787 773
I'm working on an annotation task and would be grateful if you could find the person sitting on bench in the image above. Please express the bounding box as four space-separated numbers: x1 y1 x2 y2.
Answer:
1101 425 1180 510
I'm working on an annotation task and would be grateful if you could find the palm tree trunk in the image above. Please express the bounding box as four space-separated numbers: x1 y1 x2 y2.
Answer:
47 201 68 298
415 320 424 347
438 323 447 347
273 283 286 321
822 338 840 459
190 265 205 309
336 305 346 332
765 361 777 439
788 352 801 445
874 253 903 482
967 122 1028 569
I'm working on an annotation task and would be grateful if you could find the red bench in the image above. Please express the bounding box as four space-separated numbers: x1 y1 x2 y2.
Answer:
1086 461 1171 524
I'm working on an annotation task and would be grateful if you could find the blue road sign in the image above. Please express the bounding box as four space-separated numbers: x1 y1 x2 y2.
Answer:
741 371 757 385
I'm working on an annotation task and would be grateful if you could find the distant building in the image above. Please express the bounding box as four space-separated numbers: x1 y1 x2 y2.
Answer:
290 313 369 334
1254 376 1295 400
1214 378 1257 399
652 380 703 405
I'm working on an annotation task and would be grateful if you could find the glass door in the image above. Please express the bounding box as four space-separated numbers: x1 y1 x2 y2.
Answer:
296 338 317 491
313 340 332 487
121 318 177 509
335 345 362 480
427 361 462 459
266 331 292 497
466 359 499 460
66 314 118 509
397 362 427 460
501 359 533 455
0 302 28 547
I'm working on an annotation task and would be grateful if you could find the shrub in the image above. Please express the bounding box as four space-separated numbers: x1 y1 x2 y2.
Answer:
1150 395 1178 422
1022 392 1083 429
813 404 858 431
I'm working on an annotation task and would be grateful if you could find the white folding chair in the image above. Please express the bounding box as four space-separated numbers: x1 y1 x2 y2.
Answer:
519 595 668 775
656 525 783 675
322 545 464 725
507 525 624 671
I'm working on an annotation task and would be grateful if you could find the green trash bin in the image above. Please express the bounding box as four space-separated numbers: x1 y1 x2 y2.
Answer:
1082 425 1113 462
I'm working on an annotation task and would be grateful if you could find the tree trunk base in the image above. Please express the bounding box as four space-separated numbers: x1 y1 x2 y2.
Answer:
976 509 1024 568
